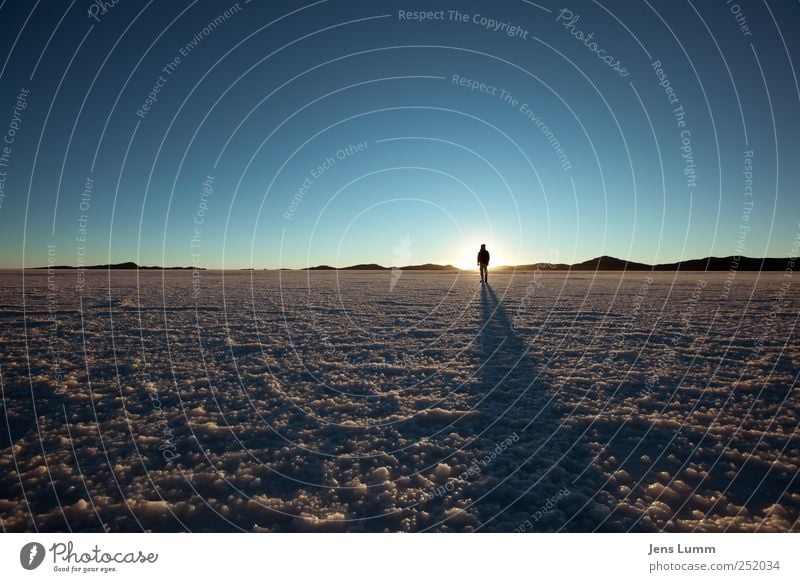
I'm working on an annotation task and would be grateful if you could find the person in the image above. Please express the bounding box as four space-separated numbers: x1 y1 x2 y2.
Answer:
477 244 490 283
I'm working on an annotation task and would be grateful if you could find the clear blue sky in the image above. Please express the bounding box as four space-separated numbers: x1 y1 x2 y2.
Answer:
0 0 798 268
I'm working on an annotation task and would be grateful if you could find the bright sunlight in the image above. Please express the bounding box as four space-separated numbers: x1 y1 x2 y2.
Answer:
453 243 515 270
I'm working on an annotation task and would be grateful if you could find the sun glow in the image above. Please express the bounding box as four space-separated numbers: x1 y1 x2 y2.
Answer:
454 244 515 270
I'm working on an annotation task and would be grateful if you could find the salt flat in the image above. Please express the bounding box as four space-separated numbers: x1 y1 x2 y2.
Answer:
0 269 797 532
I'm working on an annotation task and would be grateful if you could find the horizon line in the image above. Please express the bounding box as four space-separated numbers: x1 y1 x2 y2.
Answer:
15 254 796 271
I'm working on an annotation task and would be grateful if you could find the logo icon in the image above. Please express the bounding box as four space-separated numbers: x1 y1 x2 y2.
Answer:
20 542 45 570
390 235 412 291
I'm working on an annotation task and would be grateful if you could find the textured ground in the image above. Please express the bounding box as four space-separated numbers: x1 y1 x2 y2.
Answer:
0 269 798 532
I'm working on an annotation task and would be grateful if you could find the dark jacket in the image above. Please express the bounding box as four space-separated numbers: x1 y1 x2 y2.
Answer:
477 249 490 265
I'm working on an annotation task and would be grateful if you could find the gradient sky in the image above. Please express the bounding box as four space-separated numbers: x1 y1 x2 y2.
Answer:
0 0 798 269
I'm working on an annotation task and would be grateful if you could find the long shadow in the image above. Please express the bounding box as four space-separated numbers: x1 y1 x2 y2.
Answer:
457 283 604 531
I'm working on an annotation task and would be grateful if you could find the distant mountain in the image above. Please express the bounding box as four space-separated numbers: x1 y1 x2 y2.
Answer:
33 256 794 271
571 255 652 270
340 263 389 270
304 263 456 271
493 255 792 272
301 263 389 271
493 262 570 271
35 262 199 270
652 256 789 271
400 263 458 271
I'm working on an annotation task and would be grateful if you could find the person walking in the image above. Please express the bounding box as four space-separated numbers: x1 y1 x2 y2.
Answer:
477 244 490 284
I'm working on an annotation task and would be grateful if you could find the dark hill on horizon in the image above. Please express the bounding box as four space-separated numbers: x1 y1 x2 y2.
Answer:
401 263 458 271
652 256 789 271
341 263 389 271
313 255 791 272
304 263 457 271
495 255 791 272
29 256 792 271
33 262 199 270
572 255 652 270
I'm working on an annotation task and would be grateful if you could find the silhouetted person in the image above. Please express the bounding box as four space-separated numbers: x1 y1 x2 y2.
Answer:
477 244 490 283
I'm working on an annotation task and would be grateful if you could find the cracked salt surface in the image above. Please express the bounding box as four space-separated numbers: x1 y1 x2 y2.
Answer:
0 269 797 531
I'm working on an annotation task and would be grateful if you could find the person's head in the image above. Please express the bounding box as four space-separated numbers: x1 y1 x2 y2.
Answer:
480 244 486 250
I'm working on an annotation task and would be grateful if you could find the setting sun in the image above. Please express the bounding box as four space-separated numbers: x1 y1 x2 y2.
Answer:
454 243 515 270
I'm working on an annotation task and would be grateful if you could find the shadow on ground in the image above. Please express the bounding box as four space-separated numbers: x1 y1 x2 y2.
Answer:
453 283 611 532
